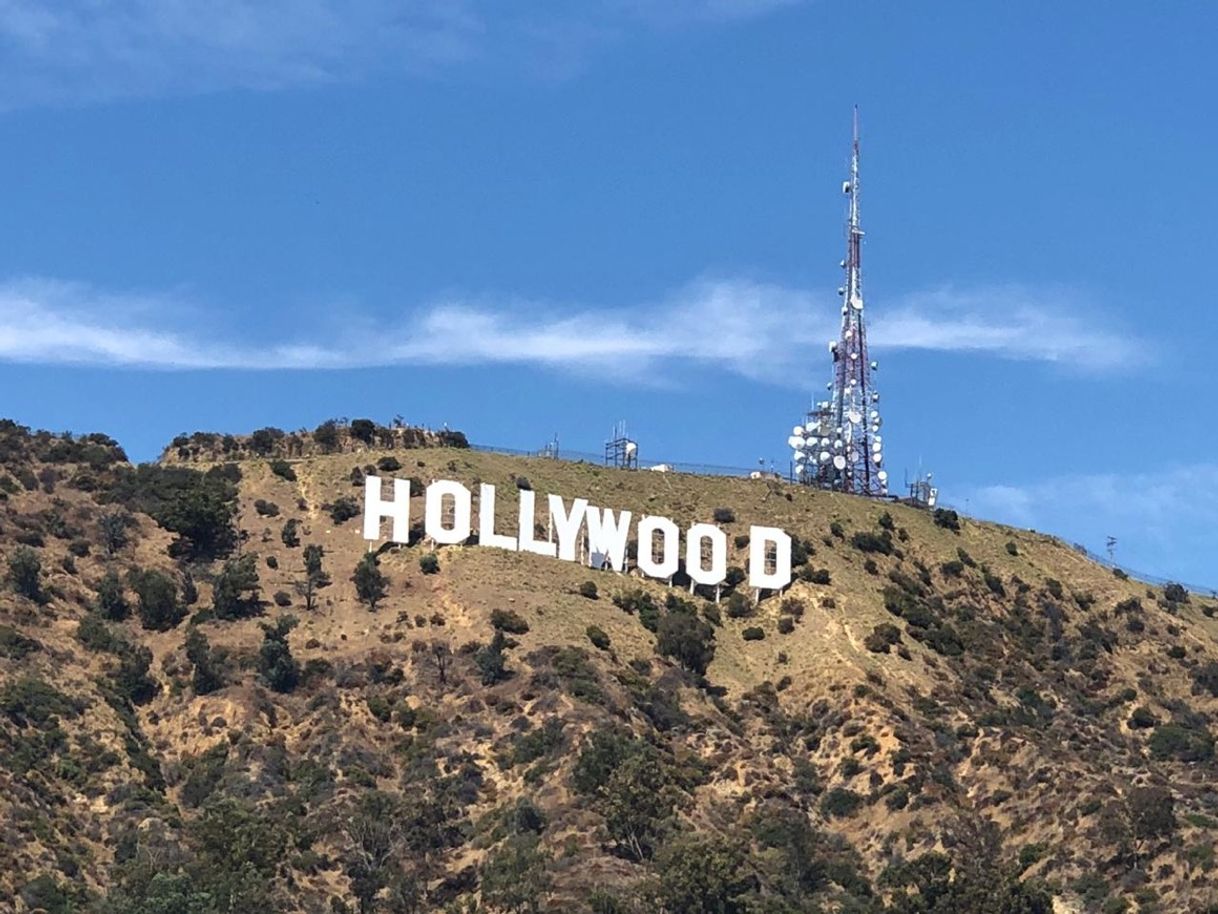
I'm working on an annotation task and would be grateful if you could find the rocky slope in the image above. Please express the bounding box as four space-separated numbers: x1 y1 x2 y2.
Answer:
2 418 1217 914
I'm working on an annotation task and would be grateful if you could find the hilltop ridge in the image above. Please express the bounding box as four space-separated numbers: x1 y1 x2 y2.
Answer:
2 418 1218 913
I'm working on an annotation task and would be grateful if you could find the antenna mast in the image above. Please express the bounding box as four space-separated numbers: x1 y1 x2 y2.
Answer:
787 108 888 496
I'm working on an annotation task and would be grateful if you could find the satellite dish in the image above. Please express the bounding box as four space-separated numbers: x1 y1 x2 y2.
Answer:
837 286 845 296
819 451 831 463
872 392 880 402
847 410 862 424
872 441 882 452
850 294 864 310
625 441 637 453
839 259 846 268
878 470 888 482
792 425 804 436
873 453 883 465
850 352 859 360
833 455 847 470
870 361 878 370
804 421 818 433
787 435 802 448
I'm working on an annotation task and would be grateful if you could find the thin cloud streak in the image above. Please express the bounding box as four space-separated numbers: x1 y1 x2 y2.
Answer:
0 0 804 108
0 275 1148 381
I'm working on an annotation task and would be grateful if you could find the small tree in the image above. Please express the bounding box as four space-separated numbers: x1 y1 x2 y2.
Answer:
419 553 440 575
280 518 300 548
656 608 715 676
129 568 185 631
98 510 133 554
7 546 44 602
353 553 389 611
185 628 224 695
212 554 261 620
95 568 129 621
296 544 332 612
476 631 511 685
258 616 299 692
480 834 552 914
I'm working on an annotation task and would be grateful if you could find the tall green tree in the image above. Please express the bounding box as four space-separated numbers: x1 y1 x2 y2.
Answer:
212 554 261 620
352 552 389 612
258 615 299 693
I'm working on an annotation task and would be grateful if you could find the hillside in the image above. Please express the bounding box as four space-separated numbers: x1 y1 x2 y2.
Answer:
2 418 1218 914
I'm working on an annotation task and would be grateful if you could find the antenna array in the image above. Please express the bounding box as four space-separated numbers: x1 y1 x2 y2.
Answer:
788 109 888 497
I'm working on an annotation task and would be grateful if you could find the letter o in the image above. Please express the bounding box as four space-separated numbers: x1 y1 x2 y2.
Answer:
637 515 680 579
425 480 472 545
685 523 727 586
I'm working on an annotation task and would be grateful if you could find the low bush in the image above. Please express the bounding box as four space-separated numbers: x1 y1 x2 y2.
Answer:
933 509 961 532
587 625 611 651
269 459 296 481
742 626 765 641
491 608 530 634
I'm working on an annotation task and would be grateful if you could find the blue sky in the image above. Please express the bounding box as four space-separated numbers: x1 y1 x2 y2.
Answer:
1 1 1216 587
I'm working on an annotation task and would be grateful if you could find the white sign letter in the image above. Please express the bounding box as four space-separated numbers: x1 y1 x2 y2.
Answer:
363 476 411 543
748 526 792 590
518 489 557 557
424 480 472 545
585 505 632 572
636 515 679 580
478 484 518 552
686 523 727 586
548 494 588 562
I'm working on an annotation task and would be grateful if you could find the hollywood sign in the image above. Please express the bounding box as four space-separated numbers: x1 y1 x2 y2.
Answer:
362 476 794 591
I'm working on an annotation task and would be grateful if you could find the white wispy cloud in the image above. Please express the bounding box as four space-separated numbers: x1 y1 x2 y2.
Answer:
959 464 1218 590
0 0 803 108
0 275 1147 379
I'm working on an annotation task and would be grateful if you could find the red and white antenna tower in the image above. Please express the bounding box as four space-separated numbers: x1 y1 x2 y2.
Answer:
788 108 888 496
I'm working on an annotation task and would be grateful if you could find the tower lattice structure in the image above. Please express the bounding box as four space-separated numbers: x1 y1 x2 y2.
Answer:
788 109 887 496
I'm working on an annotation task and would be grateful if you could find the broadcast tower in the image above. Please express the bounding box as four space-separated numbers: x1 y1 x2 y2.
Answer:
788 108 888 496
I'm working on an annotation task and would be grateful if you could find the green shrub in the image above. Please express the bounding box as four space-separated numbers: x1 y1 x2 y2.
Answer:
803 568 831 585
212 554 261 620
7 546 44 602
712 507 735 523
328 496 360 524
258 616 299 692
1150 721 1214 762
254 499 280 517
940 560 965 578
1164 583 1190 604
821 787 863 818
376 455 401 472
268 459 296 481
1128 706 1157 730
933 509 960 532
851 531 892 555
491 608 530 634
657 607 716 675
587 625 611 651
579 580 599 599
1005 541 1018 556
419 552 440 575
280 518 300 548
128 568 185 631
0 624 40 660
777 617 795 635
95 568 129 621
724 592 752 619
865 623 902 653
742 626 765 641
